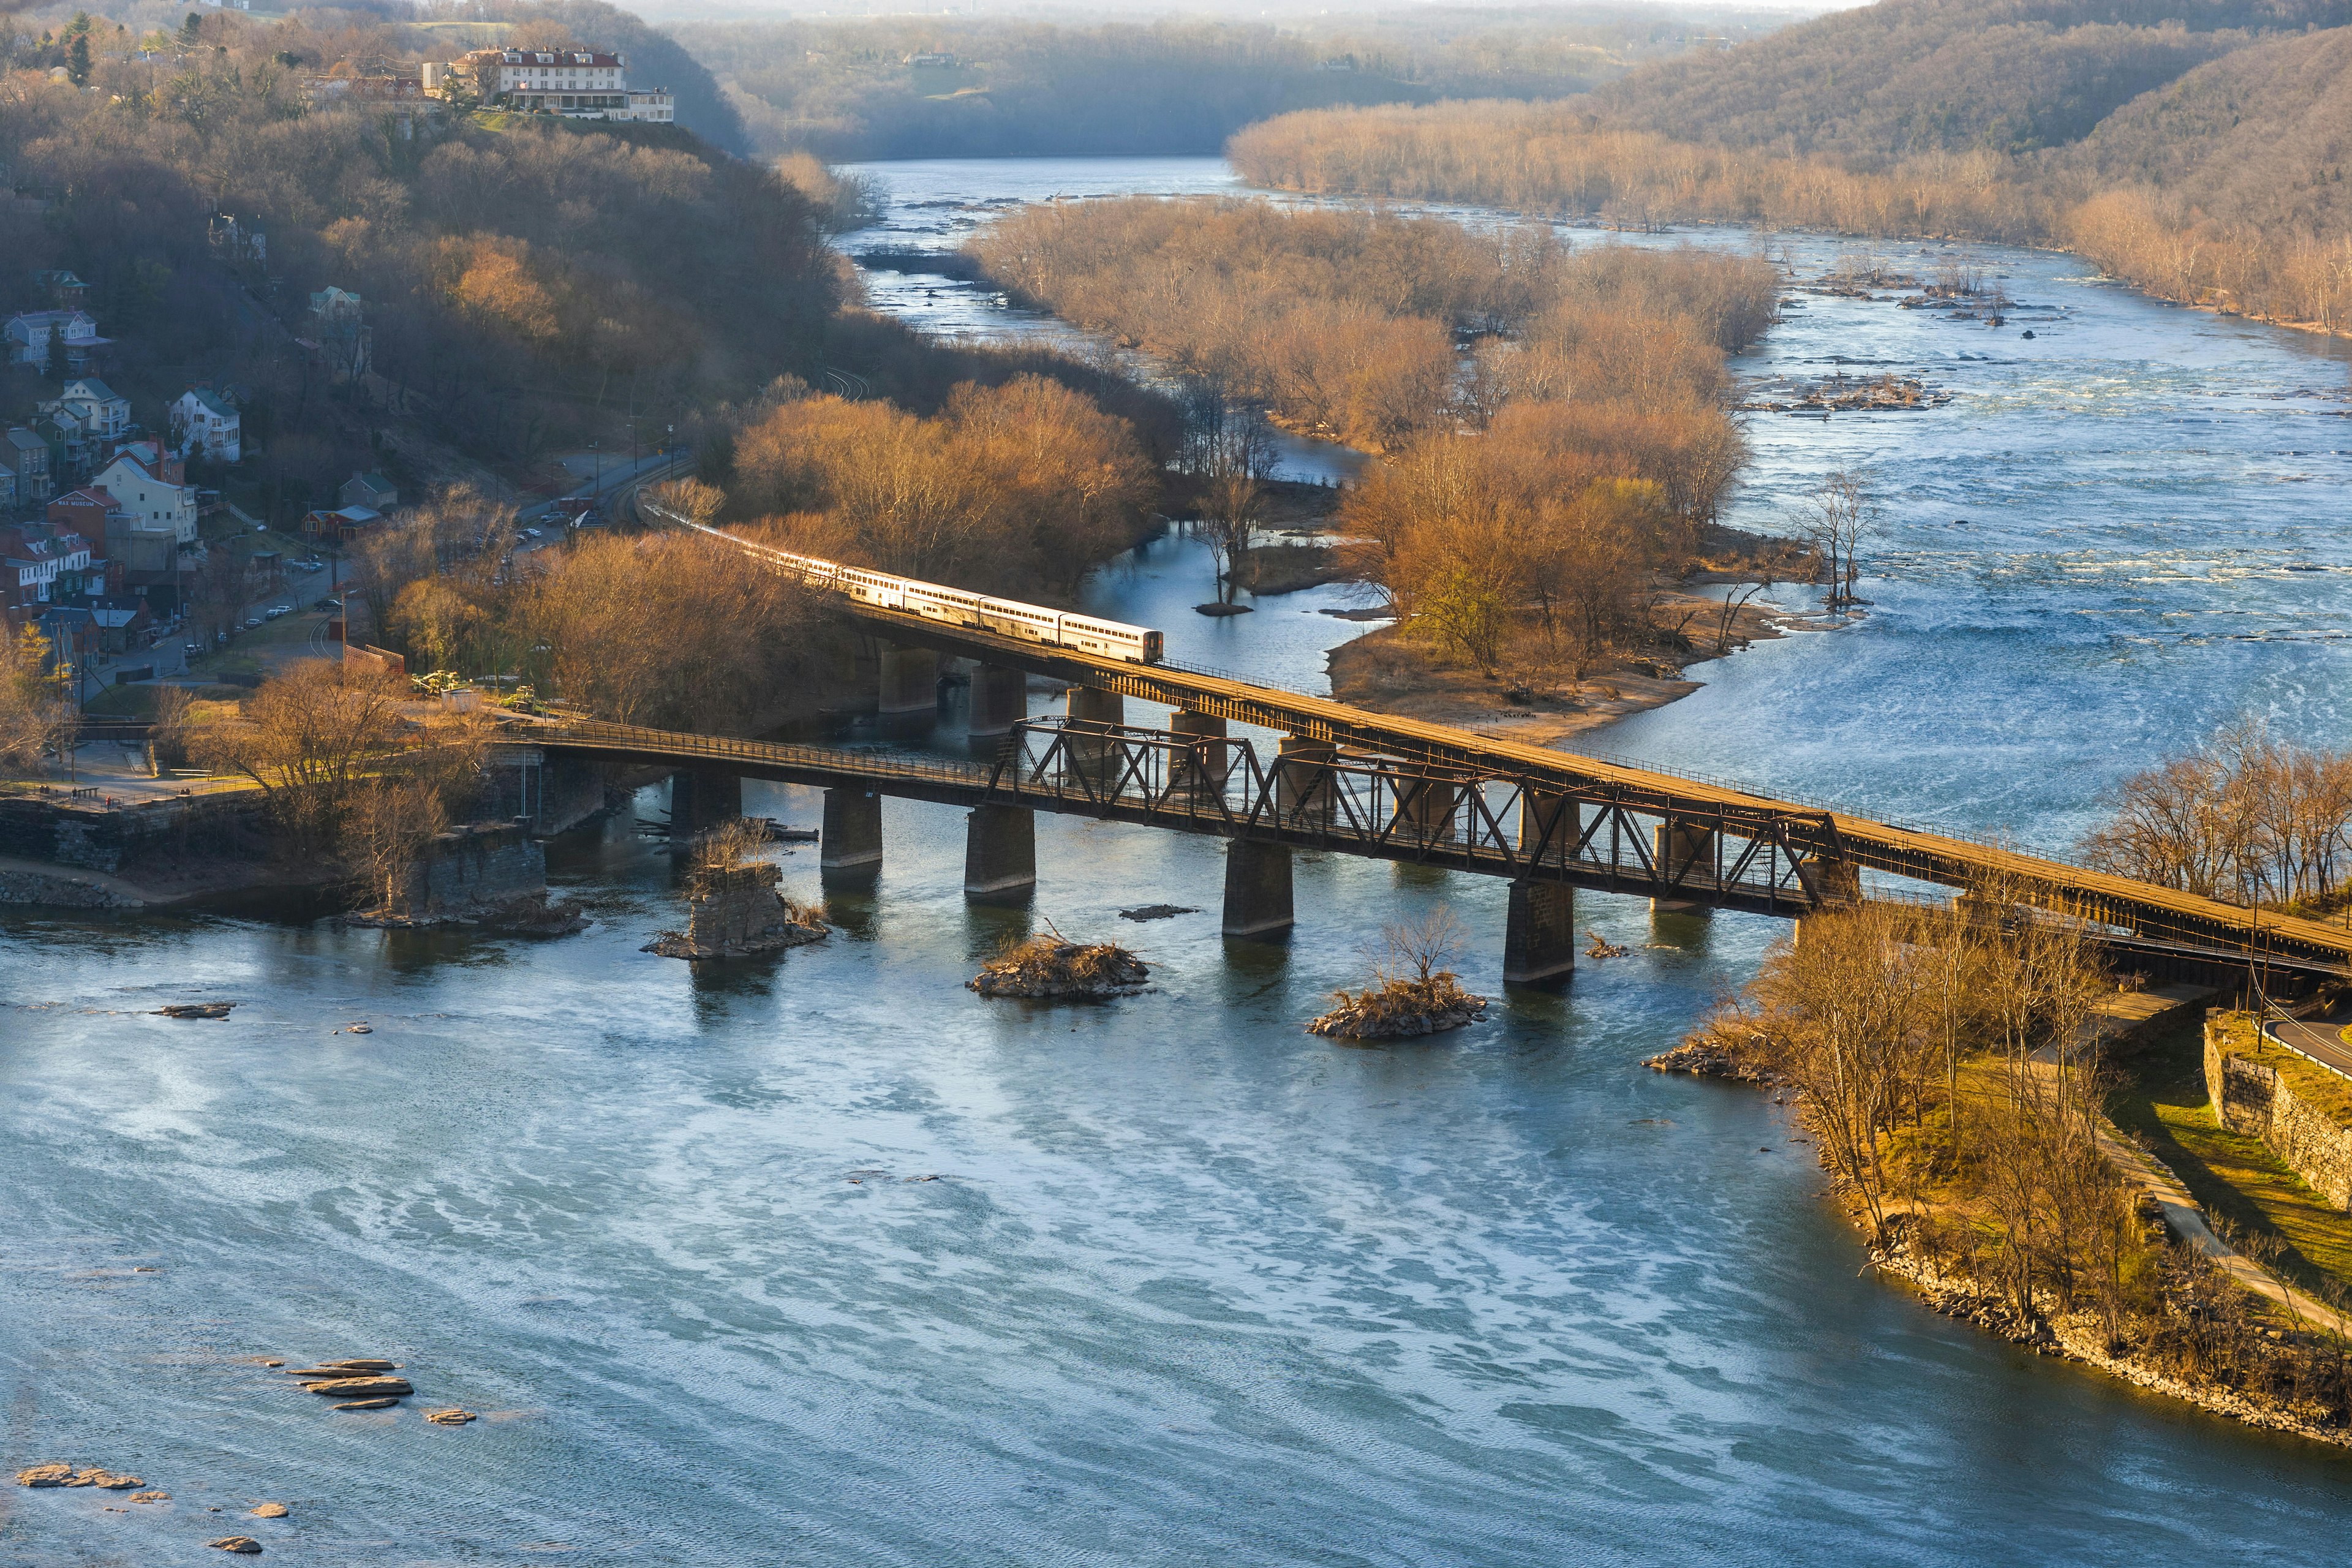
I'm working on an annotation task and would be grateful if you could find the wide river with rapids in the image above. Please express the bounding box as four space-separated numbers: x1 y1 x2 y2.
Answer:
3 155 2350 1562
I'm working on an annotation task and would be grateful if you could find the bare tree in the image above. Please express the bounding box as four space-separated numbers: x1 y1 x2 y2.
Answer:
1803 468 1881 610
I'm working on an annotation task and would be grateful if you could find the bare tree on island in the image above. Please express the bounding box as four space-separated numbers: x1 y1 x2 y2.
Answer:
1804 468 1880 611
1177 376 1277 606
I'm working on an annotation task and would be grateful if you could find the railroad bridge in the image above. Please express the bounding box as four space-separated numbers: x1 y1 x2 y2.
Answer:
576 511 2352 987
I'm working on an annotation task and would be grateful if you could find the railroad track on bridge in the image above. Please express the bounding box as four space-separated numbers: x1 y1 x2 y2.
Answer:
518 713 2352 980
634 516 2352 978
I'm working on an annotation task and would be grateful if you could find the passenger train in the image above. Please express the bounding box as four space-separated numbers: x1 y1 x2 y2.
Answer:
638 500 1166 665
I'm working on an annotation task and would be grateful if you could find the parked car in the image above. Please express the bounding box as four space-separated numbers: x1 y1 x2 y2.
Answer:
522 526 543 539
315 597 342 612
243 616 263 629
264 606 287 620
183 643 201 656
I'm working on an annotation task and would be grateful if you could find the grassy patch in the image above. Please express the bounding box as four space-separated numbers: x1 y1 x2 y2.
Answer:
2109 1018 2352 1298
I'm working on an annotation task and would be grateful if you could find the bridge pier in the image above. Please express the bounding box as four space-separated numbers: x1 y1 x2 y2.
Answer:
1170 709 1230 802
668 768 742 843
1521 789 1578 865
1222 839 1294 938
963 804 1036 899
820 786 883 880
878 646 940 730
1650 821 1717 914
1796 855 1862 908
967 663 1028 739
1066 687 1126 787
1395 774 1461 844
1504 881 1577 985
1275 736 1336 825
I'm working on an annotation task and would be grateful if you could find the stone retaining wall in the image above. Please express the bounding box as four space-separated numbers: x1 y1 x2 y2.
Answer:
2206 1014 2352 1210
0 867 141 909
0 794 268 876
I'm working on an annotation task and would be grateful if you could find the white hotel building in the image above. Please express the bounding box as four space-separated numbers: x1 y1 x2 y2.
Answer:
451 48 674 123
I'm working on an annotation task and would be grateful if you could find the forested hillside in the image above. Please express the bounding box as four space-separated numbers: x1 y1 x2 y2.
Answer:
678 7 1800 160
1235 0 2352 335
0 1 1177 530
1588 0 2348 161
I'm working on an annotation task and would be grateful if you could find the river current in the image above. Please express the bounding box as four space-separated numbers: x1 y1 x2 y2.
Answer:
3 156 2350 1564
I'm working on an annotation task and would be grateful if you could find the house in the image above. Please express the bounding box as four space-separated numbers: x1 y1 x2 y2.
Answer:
0 519 100 609
302 504 381 541
72 594 150 654
341 471 398 512
169 386 241 463
32 270 87 310
0 458 15 513
91 447 198 547
464 47 636 118
903 51 958 66
3 309 108 373
4 428 51 504
57 379 130 443
306 290 370 379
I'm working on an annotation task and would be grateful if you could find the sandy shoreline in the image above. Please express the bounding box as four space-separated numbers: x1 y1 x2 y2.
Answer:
1323 580 1819 750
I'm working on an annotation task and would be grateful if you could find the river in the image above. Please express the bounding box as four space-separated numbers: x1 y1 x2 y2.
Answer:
1 155 2347 1563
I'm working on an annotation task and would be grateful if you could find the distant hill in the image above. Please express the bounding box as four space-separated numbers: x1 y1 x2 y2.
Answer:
677 9 1804 160
1588 0 2352 164
2060 24 2352 235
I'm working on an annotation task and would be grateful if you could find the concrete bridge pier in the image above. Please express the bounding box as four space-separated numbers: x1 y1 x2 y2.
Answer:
820 786 883 881
1395 775 1461 844
1504 881 1577 985
668 768 742 843
1521 789 1578 866
1275 736 1336 825
1170 709 1231 803
1651 820 1717 914
878 646 940 734
1223 839 1294 938
963 804 1036 900
1066 687 1126 786
967 663 1028 741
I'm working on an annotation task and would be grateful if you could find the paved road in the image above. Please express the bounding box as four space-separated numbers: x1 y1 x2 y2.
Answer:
2269 1020 2352 1079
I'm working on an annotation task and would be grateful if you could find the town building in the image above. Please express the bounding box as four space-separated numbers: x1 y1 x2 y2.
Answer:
303 504 382 542
91 445 198 548
3 309 108 374
4 428 53 504
55 379 130 443
169 385 243 463
451 47 673 122
341 471 398 512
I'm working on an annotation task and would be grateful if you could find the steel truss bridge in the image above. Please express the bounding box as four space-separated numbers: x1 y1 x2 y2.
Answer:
524 706 2352 983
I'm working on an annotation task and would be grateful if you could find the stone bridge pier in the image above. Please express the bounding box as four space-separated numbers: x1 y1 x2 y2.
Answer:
967 664 1029 742
669 768 742 843
878 645 940 734
1223 839 1293 939
1651 820 1718 914
964 804 1036 899
821 786 883 883
1170 709 1230 801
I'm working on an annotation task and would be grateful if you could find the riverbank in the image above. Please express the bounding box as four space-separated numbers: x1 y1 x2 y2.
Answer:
1655 1007 2352 1453
1327 580 1798 748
